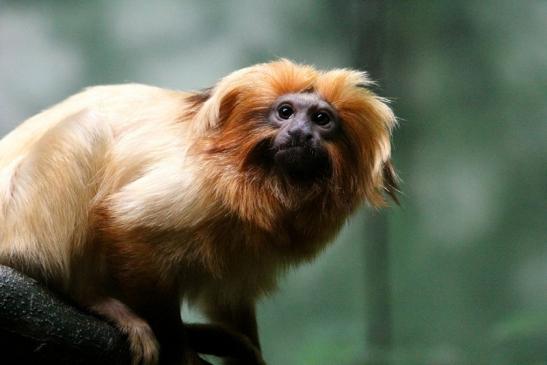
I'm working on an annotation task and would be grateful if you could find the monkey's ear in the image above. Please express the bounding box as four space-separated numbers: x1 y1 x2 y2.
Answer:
192 84 243 133
186 88 213 109
192 68 253 133
382 160 400 205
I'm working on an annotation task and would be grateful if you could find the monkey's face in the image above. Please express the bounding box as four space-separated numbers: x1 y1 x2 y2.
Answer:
268 93 335 182
192 59 398 212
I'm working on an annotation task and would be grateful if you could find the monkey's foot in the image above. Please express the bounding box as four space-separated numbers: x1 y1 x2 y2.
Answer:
125 318 160 365
89 298 159 365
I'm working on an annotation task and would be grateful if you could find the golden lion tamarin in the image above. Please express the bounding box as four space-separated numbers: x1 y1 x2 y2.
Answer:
0 59 397 364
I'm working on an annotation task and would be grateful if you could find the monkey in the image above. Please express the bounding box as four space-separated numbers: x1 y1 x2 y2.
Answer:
0 59 398 365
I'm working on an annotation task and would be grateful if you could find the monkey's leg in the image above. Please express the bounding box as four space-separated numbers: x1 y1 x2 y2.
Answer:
89 297 159 365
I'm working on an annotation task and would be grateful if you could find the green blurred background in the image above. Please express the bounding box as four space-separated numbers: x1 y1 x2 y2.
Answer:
1 1 545 364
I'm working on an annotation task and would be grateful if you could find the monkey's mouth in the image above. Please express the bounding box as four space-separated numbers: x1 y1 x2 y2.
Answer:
244 138 331 182
273 143 331 182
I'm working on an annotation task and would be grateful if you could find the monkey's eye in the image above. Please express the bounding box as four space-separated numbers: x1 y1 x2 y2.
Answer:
311 111 331 126
277 105 294 119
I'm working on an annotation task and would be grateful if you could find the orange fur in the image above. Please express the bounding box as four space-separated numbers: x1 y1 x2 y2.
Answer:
0 59 397 365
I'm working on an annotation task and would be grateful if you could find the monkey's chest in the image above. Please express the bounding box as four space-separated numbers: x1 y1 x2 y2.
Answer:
184 240 281 302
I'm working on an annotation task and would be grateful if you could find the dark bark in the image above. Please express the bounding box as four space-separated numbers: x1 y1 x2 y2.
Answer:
0 265 131 365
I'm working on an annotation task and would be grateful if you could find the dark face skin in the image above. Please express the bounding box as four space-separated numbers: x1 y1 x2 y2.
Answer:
267 93 339 182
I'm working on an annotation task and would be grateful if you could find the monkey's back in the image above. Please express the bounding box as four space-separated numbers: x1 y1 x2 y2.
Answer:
0 84 192 289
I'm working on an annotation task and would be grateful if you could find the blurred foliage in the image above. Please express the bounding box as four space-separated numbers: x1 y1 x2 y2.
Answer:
0 1 546 364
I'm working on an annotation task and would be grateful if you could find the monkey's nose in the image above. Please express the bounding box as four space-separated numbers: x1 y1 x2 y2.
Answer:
287 127 313 145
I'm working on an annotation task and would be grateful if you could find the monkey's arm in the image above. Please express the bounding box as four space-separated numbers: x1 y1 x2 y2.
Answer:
204 303 260 348
187 323 265 365
200 300 263 365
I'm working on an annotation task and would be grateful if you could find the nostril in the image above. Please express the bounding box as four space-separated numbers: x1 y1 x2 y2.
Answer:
288 128 313 144
287 128 300 137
